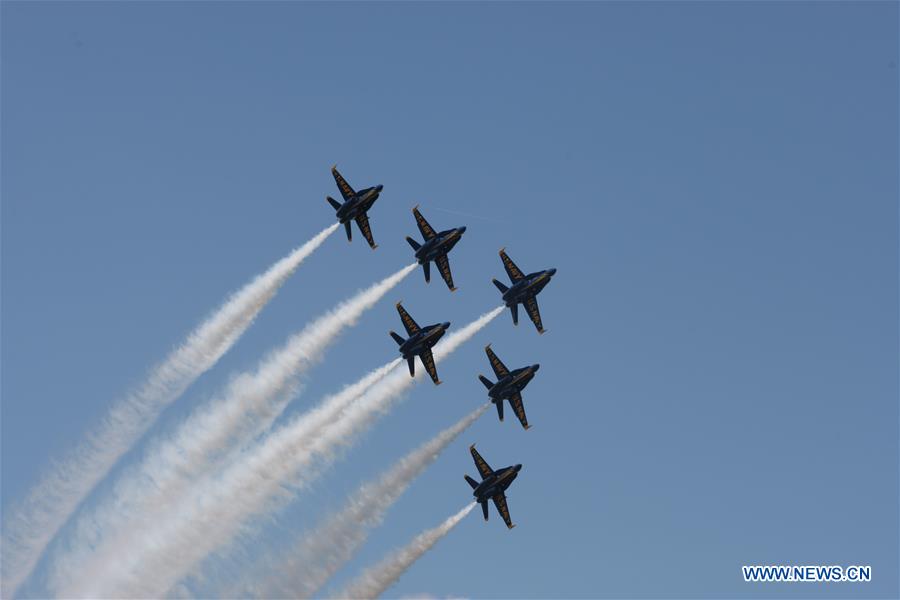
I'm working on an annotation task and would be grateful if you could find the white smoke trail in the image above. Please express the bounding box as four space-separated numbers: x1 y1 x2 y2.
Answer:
335 503 477 600
65 307 503 599
58 357 402 599
0 223 338 598
47 262 416 595
256 403 489 599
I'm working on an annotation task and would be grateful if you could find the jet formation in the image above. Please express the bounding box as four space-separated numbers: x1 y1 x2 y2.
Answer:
320 165 558 532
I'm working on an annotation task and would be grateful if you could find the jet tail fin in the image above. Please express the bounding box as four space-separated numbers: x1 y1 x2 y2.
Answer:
423 261 431 283
326 196 343 212
478 375 494 390
389 331 406 346
492 278 509 293
481 500 489 521
343 221 352 241
465 475 479 489
407 357 415 377
510 303 519 325
405 236 421 251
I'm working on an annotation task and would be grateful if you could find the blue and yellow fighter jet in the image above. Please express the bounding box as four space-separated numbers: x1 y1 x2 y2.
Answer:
491 248 557 334
389 302 451 385
465 444 521 529
478 344 539 430
326 165 383 249
405 206 466 291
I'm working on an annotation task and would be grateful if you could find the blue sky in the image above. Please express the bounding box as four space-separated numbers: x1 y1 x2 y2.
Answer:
2 2 897 598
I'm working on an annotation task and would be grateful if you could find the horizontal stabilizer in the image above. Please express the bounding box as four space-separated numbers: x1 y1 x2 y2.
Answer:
465 475 479 489
405 236 421 251
478 374 494 390
492 278 509 293
326 196 343 211
389 331 405 346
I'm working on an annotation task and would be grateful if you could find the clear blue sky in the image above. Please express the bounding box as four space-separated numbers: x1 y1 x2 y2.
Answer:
2 2 897 598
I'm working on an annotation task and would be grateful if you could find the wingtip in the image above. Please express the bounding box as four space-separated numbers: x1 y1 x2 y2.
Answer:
524 424 532 430
412 203 419 212
484 343 491 350
508 523 516 530
450 286 458 292
499 246 506 254
538 328 546 335
469 443 476 450
331 164 337 171
434 379 443 386
395 300 403 308
371 244 379 250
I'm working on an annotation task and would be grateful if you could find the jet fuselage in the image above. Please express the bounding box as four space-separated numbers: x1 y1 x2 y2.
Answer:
487 365 540 401
397 322 450 359
502 269 557 306
335 185 382 222
472 464 521 503
414 227 466 263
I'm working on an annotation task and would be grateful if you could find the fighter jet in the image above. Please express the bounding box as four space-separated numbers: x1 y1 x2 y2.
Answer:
464 444 521 529
492 248 557 334
405 206 466 291
389 302 451 385
326 165 383 249
478 344 539 430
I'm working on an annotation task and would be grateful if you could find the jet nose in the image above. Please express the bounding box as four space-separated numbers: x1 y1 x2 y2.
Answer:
376 184 384 192
548 268 557 276
459 226 467 234
442 321 451 330
532 364 540 372
514 464 522 472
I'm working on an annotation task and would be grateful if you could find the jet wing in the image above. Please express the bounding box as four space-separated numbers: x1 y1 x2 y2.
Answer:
419 347 441 384
413 206 437 240
492 492 515 529
435 253 455 291
509 392 530 430
469 444 493 479
355 213 377 249
396 303 420 335
524 295 544 333
331 166 356 201
484 344 510 379
500 249 525 282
